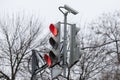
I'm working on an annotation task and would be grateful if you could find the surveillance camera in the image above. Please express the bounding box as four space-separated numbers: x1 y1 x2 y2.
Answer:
64 5 78 15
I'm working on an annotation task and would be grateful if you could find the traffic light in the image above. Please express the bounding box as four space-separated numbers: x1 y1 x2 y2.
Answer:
44 22 61 67
69 24 80 67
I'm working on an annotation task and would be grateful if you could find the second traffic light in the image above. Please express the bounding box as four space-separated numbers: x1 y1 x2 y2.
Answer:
69 24 80 68
44 22 61 67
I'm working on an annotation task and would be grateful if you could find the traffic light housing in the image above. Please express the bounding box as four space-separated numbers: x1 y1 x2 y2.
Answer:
69 24 80 67
44 22 60 67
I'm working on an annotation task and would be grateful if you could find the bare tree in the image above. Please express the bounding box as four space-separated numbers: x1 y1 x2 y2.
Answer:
89 11 120 80
67 30 109 80
0 14 46 80
99 70 120 80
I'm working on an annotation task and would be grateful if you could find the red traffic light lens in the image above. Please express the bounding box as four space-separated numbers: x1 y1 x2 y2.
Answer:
44 54 52 67
49 24 58 36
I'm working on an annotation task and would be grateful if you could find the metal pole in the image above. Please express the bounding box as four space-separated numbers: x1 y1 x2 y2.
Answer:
63 12 68 77
59 5 78 77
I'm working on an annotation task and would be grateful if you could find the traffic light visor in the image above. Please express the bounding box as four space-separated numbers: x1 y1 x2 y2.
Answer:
44 54 52 67
49 24 58 36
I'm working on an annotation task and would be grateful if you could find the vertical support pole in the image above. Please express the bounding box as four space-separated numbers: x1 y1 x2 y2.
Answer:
63 12 68 77
32 50 38 80
57 22 61 62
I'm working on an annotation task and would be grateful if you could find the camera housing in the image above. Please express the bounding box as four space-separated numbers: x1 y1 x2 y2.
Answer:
64 5 78 15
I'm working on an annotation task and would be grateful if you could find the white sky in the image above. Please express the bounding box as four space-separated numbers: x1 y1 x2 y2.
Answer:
0 0 120 28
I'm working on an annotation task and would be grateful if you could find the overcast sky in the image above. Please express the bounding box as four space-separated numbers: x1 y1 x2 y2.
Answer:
0 0 120 27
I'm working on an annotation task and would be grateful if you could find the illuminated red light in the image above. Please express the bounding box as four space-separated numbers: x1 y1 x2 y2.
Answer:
49 24 58 36
44 54 52 67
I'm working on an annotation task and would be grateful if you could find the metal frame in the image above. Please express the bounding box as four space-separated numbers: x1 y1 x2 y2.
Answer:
58 4 78 77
